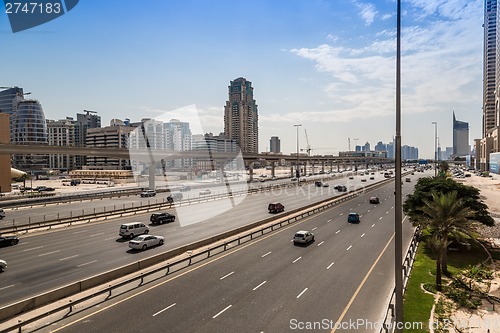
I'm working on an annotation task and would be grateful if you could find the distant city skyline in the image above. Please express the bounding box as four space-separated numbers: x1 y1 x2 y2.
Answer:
1 1 484 158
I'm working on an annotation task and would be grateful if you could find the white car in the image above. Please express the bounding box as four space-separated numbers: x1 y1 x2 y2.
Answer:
0 259 6 272
293 230 315 245
199 189 211 195
129 235 164 250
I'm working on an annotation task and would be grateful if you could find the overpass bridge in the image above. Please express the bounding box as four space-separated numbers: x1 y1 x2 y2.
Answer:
0 143 393 189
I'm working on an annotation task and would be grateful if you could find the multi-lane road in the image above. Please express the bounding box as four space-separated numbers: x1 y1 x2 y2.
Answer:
0 169 425 332
45 172 419 333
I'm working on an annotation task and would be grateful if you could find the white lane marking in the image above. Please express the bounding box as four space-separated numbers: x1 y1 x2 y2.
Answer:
386 211 389 214
220 271 234 280
213 305 232 319
152 303 176 317
327 219 332 223
327 262 335 270
379 217 383 220
391 206 394 209
77 260 97 267
59 255 79 261
361 233 365 238
38 250 61 257
347 245 352 251
23 246 43 252
297 288 308 299
360 215 363 218
72 230 87 234
371 224 375 228
336 230 340 234
253 281 267 291
311 227 317 231
340 213 344 216
261 251 272 258
317 241 324 247
104 236 116 241
367 209 370 213
292 257 302 264
180 231 194 236
0 284 14 291
89 233 104 237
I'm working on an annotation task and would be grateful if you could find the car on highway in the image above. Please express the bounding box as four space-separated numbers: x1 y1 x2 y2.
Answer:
0 235 19 247
166 192 183 203
128 235 164 250
140 190 156 197
347 212 360 224
35 186 55 192
199 189 211 195
361 178 367 182
370 176 375 180
349 176 354 180
179 185 191 192
150 212 176 224
268 202 285 213
119 222 149 239
315 181 323 187
405 177 411 182
293 230 315 245
0 208 5 219
369 196 380 204
0 259 6 272
334 185 347 192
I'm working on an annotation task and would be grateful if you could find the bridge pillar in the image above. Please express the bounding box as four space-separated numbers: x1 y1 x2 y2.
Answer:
290 165 294 178
148 163 156 189
219 163 225 183
271 163 276 178
321 161 325 174
247 161 254 182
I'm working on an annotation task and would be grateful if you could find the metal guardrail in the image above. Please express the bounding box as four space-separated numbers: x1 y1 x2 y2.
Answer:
0 177 395 332
378 228 421 333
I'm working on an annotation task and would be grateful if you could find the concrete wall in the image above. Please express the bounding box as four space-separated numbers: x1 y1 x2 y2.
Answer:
0 113 11 193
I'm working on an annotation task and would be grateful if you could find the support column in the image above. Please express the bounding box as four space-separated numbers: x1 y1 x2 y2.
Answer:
148 163 156 190
321 161 325 174
219 163 225 183
248 162 254 182
271 163 276 178
290 165 294 178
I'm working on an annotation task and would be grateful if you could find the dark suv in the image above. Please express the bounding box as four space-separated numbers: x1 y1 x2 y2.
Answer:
167 192 183 203
268 202 285 214
150 212 176 224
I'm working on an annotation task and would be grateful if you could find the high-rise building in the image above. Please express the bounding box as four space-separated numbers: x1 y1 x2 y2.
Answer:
485 0 497 135
270 136 280 153
453 112 470 157
0 86 27 141
224 77 258 154
74 110 101 168
85 125 134 170
11 99 48 170
192 132 238 170
46 118 76 171
0 114 11 193
164 119 192 168
374 141 387 152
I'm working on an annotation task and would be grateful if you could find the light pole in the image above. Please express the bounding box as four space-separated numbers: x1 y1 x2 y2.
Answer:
432 122 438 176
294 124 302 182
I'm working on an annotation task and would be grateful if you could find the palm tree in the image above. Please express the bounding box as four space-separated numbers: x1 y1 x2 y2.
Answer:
413 191 476 290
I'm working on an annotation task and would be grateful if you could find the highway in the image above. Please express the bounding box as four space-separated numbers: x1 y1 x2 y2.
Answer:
45 172 419 333
0 172 395 306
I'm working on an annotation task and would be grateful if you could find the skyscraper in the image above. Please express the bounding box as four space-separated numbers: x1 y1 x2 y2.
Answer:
270 136 280 153
224 77 259 154
163 119 192 168
484 0 497 135
0 86 25 140
74 110 101 169
453 112 470 157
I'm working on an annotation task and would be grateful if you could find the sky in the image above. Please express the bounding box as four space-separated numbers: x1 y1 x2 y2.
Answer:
0 0 484 159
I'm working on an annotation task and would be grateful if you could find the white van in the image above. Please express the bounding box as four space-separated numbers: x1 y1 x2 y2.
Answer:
0 209 5 220
119 222 149 239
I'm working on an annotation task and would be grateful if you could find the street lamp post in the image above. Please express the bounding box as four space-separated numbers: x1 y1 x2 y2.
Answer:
294 124 302 182
432 122 438 176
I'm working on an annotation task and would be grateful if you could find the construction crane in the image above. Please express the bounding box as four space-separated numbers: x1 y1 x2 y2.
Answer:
0 86 31 96
304 129 312 156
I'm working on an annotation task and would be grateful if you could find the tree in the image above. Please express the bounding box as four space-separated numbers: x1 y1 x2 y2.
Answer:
404 177 494 227
412 191 476 290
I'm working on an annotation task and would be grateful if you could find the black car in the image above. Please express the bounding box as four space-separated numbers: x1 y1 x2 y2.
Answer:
315 181 322 187
150 212 176 224
268 202 285 213
0 235 19 247
140 190 156 197
166 192 183 203
334 185 347 192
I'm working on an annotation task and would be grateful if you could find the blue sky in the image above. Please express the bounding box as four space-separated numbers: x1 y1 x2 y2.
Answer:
0 0 484 158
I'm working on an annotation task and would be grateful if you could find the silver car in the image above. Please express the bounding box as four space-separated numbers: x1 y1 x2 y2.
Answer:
293 230 315 245
129 235 164 250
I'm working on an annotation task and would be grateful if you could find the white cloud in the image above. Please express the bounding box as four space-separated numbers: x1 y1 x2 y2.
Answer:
287 0 482 124
353 1 378 25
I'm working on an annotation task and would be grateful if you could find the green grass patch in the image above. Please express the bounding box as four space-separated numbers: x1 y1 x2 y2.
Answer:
404 240 493 332
403 244 435 333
